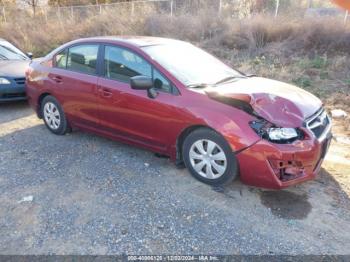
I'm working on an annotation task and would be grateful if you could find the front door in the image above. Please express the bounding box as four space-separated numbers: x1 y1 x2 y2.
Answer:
96 45 180 152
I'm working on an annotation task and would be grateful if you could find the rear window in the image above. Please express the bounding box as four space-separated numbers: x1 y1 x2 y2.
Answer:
66 45 99 75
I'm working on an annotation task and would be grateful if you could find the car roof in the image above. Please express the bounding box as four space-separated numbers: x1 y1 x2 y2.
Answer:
73 36 185 48
46 36 189 59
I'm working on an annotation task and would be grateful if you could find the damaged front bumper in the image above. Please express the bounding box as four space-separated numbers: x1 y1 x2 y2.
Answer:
236 126 332 189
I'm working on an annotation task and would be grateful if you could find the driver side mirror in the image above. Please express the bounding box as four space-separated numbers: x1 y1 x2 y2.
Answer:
130 75 153 90
130 75 158 99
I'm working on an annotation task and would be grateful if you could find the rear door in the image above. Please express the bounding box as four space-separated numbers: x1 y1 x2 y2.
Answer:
50 44 100 129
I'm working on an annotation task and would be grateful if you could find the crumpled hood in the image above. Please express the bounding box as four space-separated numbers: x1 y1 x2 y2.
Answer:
206 77 322 127
0 60 30 78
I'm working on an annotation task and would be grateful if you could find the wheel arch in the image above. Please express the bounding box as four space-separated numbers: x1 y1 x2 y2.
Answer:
176 125 220 166
37 92 52 118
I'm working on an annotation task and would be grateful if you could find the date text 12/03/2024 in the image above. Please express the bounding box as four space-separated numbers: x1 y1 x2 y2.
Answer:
127 255 219 261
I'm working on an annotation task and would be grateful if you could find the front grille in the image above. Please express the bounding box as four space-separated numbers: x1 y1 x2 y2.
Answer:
305 109 330 139
14 77 25 85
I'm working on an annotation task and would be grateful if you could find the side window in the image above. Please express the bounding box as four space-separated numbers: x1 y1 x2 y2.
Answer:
66 45 99 75
55 49 67 69
104 46 151 82
153 69 172 93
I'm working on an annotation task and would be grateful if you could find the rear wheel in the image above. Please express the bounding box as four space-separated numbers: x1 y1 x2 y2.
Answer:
182 128 238 185
41 95 70 135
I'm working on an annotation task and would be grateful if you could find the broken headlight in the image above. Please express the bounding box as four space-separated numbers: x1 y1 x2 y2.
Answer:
250 119 303 143
267 128 298 141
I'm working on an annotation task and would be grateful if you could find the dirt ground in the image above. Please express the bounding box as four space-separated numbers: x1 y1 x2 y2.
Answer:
0 101 349 255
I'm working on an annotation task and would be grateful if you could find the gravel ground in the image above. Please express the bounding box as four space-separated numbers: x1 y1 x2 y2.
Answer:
0 101 349 255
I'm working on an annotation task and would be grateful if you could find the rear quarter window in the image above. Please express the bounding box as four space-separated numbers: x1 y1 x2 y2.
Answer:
54 49 67 69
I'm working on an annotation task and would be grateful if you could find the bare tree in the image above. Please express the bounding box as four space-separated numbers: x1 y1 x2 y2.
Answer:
21 0 40 16
307 0 313 9
274 0 280 17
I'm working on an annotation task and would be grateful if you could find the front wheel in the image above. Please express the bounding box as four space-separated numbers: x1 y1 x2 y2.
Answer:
41 95 70 135
182 128 238 185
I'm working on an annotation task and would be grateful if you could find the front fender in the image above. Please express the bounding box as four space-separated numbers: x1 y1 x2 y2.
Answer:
185 105 261 152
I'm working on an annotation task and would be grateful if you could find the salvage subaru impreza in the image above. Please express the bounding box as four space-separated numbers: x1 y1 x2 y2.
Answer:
25 36 332 189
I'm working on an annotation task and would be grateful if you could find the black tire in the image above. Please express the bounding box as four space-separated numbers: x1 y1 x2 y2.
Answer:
182 128 238 186
41 95 70 135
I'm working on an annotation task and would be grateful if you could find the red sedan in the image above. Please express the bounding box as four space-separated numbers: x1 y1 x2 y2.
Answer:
25 37 332 189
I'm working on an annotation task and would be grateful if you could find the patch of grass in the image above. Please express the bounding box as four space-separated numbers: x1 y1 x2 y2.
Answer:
320 70 329 80
292 77 312 88
251 56 266 65
310 56 328 69
297 58 310 69
343 79 350 89
297 56 328 70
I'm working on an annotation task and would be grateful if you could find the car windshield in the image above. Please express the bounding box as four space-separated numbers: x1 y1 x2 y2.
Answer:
142 42 244 87
0 41 28 60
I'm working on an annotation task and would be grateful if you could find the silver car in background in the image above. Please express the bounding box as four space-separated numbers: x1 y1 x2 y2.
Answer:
0 39 32 102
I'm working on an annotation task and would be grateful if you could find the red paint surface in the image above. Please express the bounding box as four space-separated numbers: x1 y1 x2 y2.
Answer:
26 37 331 189
333 0 350 11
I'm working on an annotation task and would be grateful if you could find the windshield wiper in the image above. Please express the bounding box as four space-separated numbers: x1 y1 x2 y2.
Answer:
187 83 210 88
214 75 245 85
187 75 246 88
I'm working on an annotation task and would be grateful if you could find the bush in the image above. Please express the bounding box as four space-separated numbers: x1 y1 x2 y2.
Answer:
1 7 349 58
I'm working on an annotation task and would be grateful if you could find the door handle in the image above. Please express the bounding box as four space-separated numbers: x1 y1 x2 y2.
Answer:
98 88 113 98
52 75 63 83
